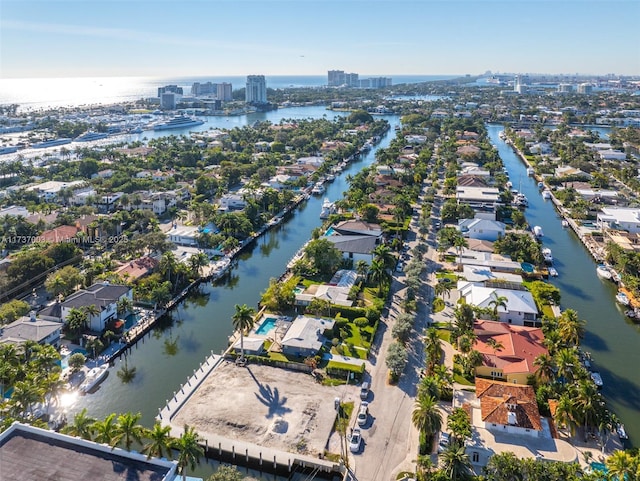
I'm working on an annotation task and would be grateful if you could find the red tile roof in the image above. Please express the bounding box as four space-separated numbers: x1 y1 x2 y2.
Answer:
39 225 79 243
476 378 542 431
473 320 548 375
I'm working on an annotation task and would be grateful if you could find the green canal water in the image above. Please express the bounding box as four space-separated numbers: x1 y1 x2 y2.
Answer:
488 124 640 446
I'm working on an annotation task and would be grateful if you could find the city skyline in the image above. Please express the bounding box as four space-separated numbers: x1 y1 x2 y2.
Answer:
1 0 639 79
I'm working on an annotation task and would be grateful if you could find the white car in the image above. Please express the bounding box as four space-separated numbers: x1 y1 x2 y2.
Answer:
349 428 362 453
357 402 369 427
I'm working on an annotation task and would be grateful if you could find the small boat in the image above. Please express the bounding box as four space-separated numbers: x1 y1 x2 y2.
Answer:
542 190 552 200
542 248 553 264
533 225 544 238
617 423 629 440
538 181 544 189
514 193 528 208
590 371 603 388
616 291 630 306
326 174 336 182
80 364 109 393
311 182 325 195
596 264 613 280
548 267 558 277
526 167 535 176
319 198 336 219
562 220 569 228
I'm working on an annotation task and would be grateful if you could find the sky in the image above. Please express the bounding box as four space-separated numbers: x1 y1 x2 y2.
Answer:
1 0 639 79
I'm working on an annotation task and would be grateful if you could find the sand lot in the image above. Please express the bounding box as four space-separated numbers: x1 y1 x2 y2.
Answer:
172 360 353 456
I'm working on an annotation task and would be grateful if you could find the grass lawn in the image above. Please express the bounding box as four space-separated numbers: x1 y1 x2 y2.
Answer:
436 329 451 343
436 271 458 282
453 364 475 386
266 351 291 363
327 360 365 373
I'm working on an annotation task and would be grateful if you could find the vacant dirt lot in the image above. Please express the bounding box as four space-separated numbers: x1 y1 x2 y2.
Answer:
172 360 356 456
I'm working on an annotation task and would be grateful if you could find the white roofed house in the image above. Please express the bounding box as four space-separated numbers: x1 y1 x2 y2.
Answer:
457 281 539 327
217 193 246 212
458 217 506 242
597 207 640 234
280 315 335 358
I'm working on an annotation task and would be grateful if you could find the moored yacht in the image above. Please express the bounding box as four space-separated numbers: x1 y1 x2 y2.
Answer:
311 182 325 195
80 364 109 394
75 131 109 142
616 290 630 306
542 247 553 264
596 264 613 280
542 190 552 200
319 198 336 219
533 225 544 238
153 115 205 131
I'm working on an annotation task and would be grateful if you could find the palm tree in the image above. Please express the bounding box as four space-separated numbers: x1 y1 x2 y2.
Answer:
188 252 209 278
412 393 442 443
453 235 468 266
369 258 388 296
159 251 178 284
606 450 636 481
116 296 134 317
172 425 204 481
114 412 145 451
372 244 396 272
142 422 173 459
488 292 508 321
62 408 96 440
92 413 119 446
557 308 586 347
533 353 556 384
424 327 442 375
553 393 578 436
434 281 453 300
66 308 89 338
440 444 473 480
232 304 256 362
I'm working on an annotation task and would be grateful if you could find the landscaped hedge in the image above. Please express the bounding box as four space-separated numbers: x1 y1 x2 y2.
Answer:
332 305 380 322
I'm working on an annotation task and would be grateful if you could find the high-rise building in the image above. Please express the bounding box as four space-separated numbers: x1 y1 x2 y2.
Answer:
158 85 183 97
577 83 594 94
160 92 177 110
328 70 346 87
217 82 233 101
245 75 267 104
191 82 217 96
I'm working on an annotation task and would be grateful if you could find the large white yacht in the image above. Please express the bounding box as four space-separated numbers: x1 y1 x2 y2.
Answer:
153 115 205 131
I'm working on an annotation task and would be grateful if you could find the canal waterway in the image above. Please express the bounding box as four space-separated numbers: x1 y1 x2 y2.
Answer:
69 108 401 466
488 124 640 446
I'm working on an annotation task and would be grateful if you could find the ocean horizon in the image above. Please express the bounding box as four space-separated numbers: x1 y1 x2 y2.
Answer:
0 74 459 111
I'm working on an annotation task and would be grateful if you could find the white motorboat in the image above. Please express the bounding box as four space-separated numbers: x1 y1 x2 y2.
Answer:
319 198 336 219
542 190 552 200
80 364 109 393
590 371 603 388
537 181 544 189
533 225 544 238
617 423 629 440
548 267 558 277
75 131 109 142
526 167 535 176
542 247 553 264
596 264 613 280
153 115 204 131
562 220 569 228
514 193 528 208
616 291 630 306
311 182 325 195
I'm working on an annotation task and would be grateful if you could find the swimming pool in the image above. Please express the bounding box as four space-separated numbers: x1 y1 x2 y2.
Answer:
255 317 277 335
520 262 535 273
60 348 88 369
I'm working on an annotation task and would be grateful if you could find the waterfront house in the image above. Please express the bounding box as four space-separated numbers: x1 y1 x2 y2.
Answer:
331 220 383 238
461 266 523 285
473 320 547 384
294 269 358 308
166 224 200 247
475 379 542 436
39 282 132 332
324 235 379 266
0 312 62 348
456 186 501 206
281 316 335 358
457 281 539 326
597 207 640 234
114 256 159 282
456 251 524 273
217 193 246 212
458 217 506 241
0 422 181 481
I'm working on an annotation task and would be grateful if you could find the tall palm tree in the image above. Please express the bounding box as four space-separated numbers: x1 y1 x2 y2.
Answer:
533 353 556 385
434 281 453 300
92 413 119 446
424 327 442 375
372 244 396 272
553 393 578 436
412 393 442 443
61 408 96 440
453 235 468 266
488 292 508 321
369 258 389 296
172 425 204 481
66 308 89 338
116 296 134 317
440 444 473 480
114 412 145 451
142 422 173 460
232 304 256 362
557 308 586 347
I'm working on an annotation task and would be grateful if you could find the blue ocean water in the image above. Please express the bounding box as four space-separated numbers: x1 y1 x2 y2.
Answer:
0 74 457 110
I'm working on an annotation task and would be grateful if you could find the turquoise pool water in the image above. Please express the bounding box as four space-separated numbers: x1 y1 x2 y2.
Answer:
255 317 277 335
325 227 336 236
125 312 140 330
521 262 535 273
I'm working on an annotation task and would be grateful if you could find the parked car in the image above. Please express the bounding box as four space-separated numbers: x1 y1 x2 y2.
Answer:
438 432 450 453
357 402 369 427
349 428 362 453
360 382 370 400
